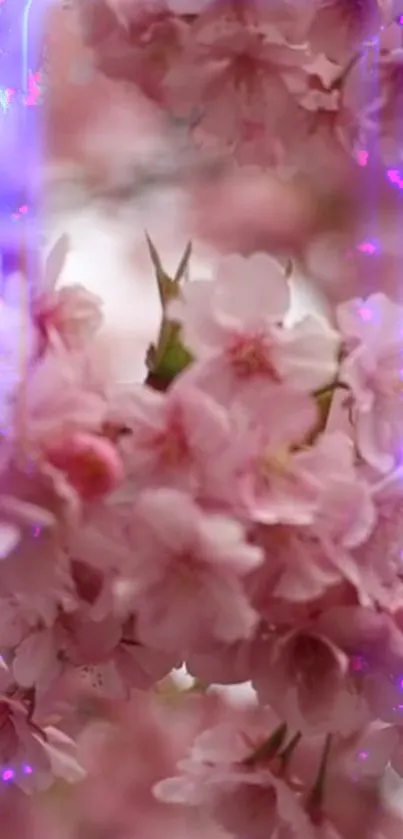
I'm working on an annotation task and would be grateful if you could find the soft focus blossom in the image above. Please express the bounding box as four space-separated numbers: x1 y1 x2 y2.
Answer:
170 253 339 407
3 1 403 837
45 431 124 500
111 380 232 495
127 488 263 652
35 285 104 350
338 293 403 473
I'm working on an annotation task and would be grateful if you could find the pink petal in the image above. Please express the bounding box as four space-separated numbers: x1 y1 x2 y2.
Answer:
391 738 403 777
34 727 86 783
199 515 263 574
213 253 290 325
13 631 57 688
43 234 70 293
277 315 340 391
135 489 199 556
168 281 226 356
154 775 203 805
0 522 20 559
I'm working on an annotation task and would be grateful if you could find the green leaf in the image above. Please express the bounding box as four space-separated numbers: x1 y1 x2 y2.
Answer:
147 321 193 379
145 234 191 307
152 325 193 381
145 232 173 306
173 240 192 284
145 236 194 386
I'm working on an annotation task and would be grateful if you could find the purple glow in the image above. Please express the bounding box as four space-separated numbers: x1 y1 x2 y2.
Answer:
359 751 368 761
0 0 47 233
358 306 373 322
350 654 366 672
357 241 378 255
11 203 29 221
399 15 403 24
22 764 33 775
24 71 41 107
2 769 14 781
356 150 369 167
387 169 403 190
0 87 15 113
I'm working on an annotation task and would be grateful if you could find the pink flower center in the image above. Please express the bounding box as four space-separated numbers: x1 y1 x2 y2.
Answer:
242 119 265 141
260 447 291 478
173 551 200 591
291 634 338 691
227 333 281 381
47 433 124 500
155 419 189 466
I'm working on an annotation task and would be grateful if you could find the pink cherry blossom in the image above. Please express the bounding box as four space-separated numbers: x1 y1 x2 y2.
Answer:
35 285 104 351
341 464 403 610
252 628 350 734
110 380 232 495
338 293 403 473
4 0 403 833
315 605 403 726
219 397 321 526
249 523 345 607
307 0 389 64
80 0 191 105
45 431 124 500
186 635 253 686
14 350 106 452
154 707 312 839
127 488 263 653
74 689 231 839
0 660 83 793
12 627 62 693
30 236 102 355
285 82 358 180
170 253 340 408
216 409 374 542
163 0 311 164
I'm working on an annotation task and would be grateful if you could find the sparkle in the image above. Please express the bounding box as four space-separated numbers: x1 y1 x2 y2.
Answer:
11 204 29 222
350 654 366 672
387 169 403 190
22 764 33 775
359 751 368 761
357 241 378 255
2 769 14 782
356 150 369 167
358 306 373 322
227 333 280 381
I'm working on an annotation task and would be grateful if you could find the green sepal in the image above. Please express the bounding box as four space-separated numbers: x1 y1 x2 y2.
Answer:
145 235 193 387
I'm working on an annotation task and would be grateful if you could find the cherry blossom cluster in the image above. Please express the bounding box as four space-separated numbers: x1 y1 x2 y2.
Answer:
0 229 402 837
3 0 403 837
70 0 403 307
